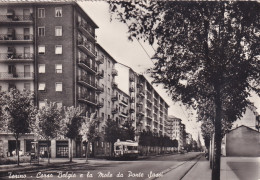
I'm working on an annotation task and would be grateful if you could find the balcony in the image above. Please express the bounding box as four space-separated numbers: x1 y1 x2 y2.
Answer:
112 108 118 114
136 101 143 107
96 85 104 94
129 86 135 92
130 108 135 113
137 82 143 88
111 69 118 76
78 94 97 106
77 39 96 58
111 95 118 101
77 76 96 90
112 81 118 89
146 106 152 111
129 75 135 82
0 15 33 24
96 56 104 65
130 97 135 103
139 91 145 98
77 21 95 41
96 70 104 79
0 53 33 62
97 101 104 108
78 58 96 74
147 115 153 120
147 98 153 104
0 72 34 80
119 99 128 107
119 111 128 118
138 110 145 116
0 34 33 44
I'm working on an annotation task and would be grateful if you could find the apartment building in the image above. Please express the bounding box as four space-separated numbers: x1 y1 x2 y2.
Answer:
0 2 99 158
114 63 169 138
0 2 171 158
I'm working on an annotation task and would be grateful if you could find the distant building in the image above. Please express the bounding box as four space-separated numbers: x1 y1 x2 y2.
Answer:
232 104 259 131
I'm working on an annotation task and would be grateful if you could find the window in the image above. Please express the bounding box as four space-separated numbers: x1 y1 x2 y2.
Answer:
55 64 62 73
55 7 62 17
38 83 46 91
39 101 46 109
55 45 62 54
108 101 110 108
24 83 30 91
8 65 15 74
108 88 110 94
55 26 62 36
38 45 45 55
38 27 45 36
108 74 110 81
38 8 45 18
55 82 62 92
38 64 45 73
108 60 110 68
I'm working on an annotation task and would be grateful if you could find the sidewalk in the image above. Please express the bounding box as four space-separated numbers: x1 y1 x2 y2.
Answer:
182 156 260 180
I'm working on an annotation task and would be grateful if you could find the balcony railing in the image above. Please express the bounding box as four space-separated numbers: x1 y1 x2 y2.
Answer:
97 101 104 108
0 53 33 61
130 108 135 113
78 76 96 89
0 34 33 41
96 85 104 93
111 69 118 76
137 82 143 88
0 72 34 80
78 58 96 74
112 108 118 114
112 81 118 89
129 75 135 82
139 91 145 97
77 39 95 57
96 56 104 64
111 95 118 101
77 21 95 39
138 110 145 116
129 87 135 92
0 15 33 22
78 93 96 105
96 70 104 79
137 101 143 106
130 97 135 103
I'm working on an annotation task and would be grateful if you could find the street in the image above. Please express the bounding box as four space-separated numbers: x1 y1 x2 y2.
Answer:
1 152 202 180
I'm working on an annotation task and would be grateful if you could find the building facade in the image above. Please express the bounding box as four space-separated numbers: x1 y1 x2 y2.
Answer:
0 2 170 158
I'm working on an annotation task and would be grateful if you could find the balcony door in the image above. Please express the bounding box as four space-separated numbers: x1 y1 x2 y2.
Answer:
24 28 30 40
24 65 30 77
23 9 30 20
24 47 30 59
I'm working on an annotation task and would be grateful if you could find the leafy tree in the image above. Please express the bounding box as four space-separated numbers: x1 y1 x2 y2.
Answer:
80 113 97 162
0 89 36 165
121 121 135 141
109 2 260 179
104 118 121 155
62 106 84 162
35 101 63 164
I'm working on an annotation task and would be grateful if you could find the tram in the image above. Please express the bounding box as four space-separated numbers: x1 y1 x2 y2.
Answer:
114 140 138 159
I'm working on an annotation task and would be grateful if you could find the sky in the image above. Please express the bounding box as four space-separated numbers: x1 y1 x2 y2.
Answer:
78 1 260 141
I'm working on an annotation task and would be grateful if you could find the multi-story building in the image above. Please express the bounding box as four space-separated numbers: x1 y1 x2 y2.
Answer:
0 2 99 158
180 123 186 148
0 2 171 158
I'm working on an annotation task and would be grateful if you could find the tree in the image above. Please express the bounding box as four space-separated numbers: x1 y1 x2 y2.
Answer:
62 106 84 162
35 101 63 164
104 118 122 156
0 89 36 165
109 2 260 179
80 112 97 162
121 121 135 141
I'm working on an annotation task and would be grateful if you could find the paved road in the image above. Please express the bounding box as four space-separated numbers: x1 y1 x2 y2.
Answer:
2 152 202 180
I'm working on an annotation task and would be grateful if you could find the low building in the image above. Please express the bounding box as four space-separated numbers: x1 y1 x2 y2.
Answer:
222 125 260 157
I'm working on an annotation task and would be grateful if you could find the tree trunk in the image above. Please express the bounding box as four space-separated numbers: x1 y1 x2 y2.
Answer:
69 138 73 162
15 137 19 166
85 142 89 163
212 88 222 180
47 143 50 164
